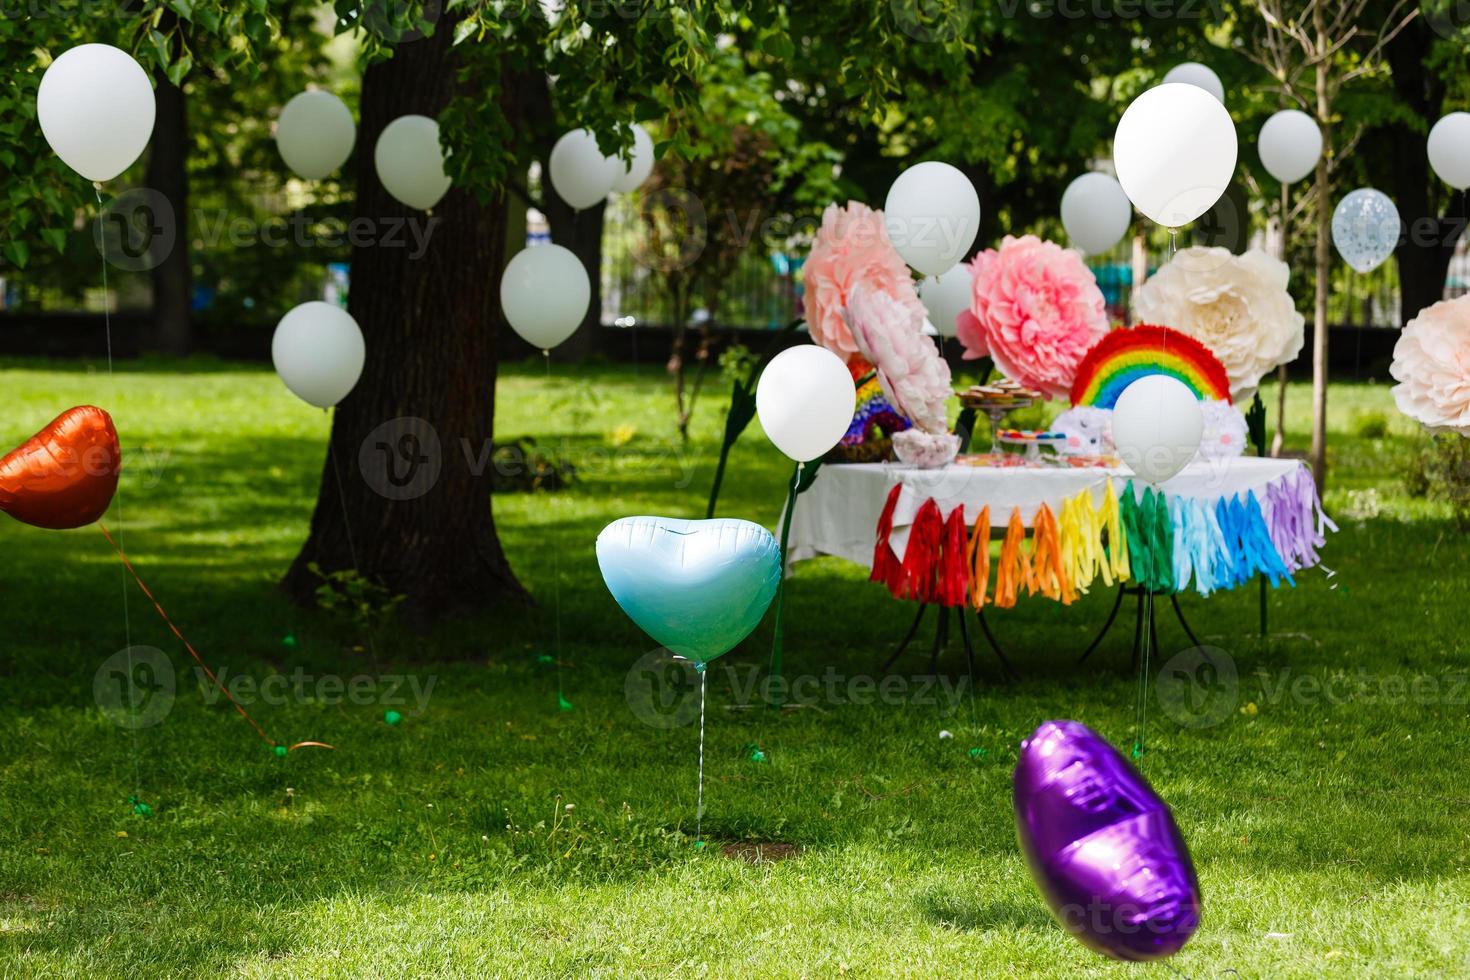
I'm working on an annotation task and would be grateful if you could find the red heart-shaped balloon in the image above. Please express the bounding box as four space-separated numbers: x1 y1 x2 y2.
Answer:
0 406 120 530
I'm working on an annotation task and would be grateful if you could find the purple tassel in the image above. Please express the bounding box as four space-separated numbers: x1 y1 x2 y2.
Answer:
1266 469 1338 573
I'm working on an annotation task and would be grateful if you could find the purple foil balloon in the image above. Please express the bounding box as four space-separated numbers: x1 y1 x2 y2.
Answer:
1013 721 1201 962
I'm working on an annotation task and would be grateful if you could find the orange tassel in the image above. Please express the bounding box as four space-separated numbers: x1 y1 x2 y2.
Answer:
993 508 1031 609
968 506 991 609
1030 504 1076 605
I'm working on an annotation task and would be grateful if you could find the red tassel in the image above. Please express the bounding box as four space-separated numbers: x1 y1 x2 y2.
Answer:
937 505 970 608
899 498 944 603
871 483 903 595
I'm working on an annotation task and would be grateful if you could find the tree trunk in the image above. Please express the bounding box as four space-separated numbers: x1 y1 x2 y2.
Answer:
1309 7 1330 494
1383 17 1458 325
282 25 528 618
147 63 191 355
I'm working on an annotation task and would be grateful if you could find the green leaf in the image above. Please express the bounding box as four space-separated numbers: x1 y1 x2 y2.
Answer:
167 0 193 20
40 228 68 253
2 241 30 269
166 55 193 88
150 29 171 67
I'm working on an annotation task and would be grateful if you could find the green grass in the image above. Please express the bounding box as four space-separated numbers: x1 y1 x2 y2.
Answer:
1 358 1467 977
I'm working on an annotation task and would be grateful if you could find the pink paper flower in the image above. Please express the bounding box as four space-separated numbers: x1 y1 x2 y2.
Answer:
803 201 926 361
1391 295 1470 436
845 282 953 434
955 252 993 360
969 235 1109 397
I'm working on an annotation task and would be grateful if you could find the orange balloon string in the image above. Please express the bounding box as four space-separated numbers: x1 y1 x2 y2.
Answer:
97 523 334 754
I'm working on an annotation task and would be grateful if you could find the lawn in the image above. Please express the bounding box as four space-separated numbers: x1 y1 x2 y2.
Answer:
1 357 1467 977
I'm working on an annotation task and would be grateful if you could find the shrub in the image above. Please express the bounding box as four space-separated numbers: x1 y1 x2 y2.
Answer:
1404 436 1470 529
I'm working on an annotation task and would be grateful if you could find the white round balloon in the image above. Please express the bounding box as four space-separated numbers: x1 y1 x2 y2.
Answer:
1161 62 1225 103
917 265 974 339
1258 109 1322 185
374 115 451 211
37 44 155 183
1113 83 1238 228
1112 375 1204 485
755 346 857 462
1428 113 1470 191
549 128 620 210
884 161 981 277
1060 172 1133 255
277 91 356 181
610 124 656 194
272 302 366 409
499 245 591 350
1331 188 1400 274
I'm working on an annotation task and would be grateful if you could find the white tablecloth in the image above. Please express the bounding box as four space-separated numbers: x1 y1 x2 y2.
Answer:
786 457 1309 569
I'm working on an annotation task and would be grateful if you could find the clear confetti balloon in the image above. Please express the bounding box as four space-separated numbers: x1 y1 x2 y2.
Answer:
1331 188 1400 274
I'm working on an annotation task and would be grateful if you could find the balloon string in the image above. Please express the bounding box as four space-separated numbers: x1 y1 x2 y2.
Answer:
97 183 141 800
326 433 380 666
695 666 707 843
97 522 334 754
545 350 568 711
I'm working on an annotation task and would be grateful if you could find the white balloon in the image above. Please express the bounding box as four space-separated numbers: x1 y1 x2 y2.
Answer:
1161 62 1225 104
1428 112 1470 191
499 244 591 350
1258 109 1322 185
37 44 155 183
1060 173 1133 255
884 161 981 276
611 124 656 194
272 302 366 409
1113 83 1238 228
549 128 620 210
756 346 857 462
374 115 451 211
1112 375 1204 485
277 91 356 181
917 266 974 339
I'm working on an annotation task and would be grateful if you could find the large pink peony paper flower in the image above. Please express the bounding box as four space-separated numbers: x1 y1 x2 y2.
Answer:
1134 247 1304 402
803 201 926 361
845 282 953 434
969 235 1109 397
954 251 993 360
1391 295 1470 436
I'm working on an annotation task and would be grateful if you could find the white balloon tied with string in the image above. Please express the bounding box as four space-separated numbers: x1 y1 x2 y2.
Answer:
1060 173 1133 255
1112 375 1205 486
499 244 592 351
1257 109 1322 185
272 302 366 409
883 162 981 277
277 91 356 181
1112 84 1237 229
755 346 857 462
374 114 451 211
37 44 156 183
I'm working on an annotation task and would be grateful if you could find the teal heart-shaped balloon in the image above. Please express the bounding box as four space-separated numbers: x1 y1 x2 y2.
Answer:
596 516 781 665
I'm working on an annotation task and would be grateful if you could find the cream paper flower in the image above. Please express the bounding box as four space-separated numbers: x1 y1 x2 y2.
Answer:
1391 295 1470 436
1134 247 1305 401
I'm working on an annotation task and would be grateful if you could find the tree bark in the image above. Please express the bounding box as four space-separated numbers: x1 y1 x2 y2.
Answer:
282 27 528 618
147 64 191 355
1383 17 1458 325
1309 6 1331 494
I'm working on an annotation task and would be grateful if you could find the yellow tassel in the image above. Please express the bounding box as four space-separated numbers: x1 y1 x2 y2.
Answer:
1059 489 1098 595
967 506 991 610
1100 479 1130 585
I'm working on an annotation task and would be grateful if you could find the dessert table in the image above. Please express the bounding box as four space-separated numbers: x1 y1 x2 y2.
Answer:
783 456 1336 670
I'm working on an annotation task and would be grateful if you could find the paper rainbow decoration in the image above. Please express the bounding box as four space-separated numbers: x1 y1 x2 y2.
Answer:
1070 325 1231 408
843 358 910 446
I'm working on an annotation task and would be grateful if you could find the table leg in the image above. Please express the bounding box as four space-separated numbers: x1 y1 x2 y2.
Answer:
880 603 928 674
974 608 1019 681
1077 585 1127 664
